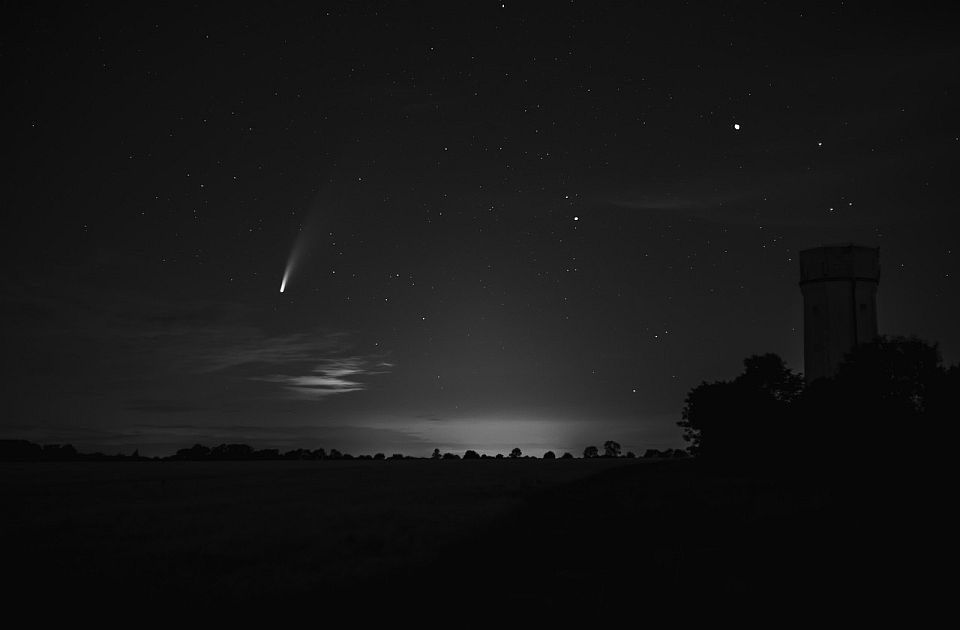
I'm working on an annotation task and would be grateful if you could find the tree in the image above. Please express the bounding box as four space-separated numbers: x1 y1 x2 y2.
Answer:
603 441 621 458
432 448 441 459
211 443 254 460
738 353 803 403
834 335 942 415
176 443 211 460
543 451 556 459
463 449 480 459
679 339 956 467
678 353 802 463
509 447 522 458
802 335 951 457
560 452 574 459
583 445 599 458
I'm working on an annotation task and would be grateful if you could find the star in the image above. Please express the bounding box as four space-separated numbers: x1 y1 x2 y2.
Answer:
733 123 740 130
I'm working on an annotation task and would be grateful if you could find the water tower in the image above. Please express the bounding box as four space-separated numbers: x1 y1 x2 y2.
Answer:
799 245 880 382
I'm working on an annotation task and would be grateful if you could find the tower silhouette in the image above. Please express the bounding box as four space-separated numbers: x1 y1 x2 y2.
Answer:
799 245 880 382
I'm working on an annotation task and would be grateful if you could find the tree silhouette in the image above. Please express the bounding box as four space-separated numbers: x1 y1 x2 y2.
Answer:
583 445 599 458
463 450 480 459
739 353 804 403
801 335 951 458
175 443 211 460
834 335 942 413
509 448 522 458
678 353 801 463
603 441 621 458
543 451 556 459
679 338 957 468
432 448 441 460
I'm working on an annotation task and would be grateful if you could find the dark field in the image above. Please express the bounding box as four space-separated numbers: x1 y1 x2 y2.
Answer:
4 459 632 608
2 458 935 615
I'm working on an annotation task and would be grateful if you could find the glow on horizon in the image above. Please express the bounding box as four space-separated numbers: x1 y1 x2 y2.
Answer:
410 415 582 456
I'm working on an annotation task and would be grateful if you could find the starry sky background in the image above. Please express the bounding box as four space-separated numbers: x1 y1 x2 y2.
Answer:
3 3 959 456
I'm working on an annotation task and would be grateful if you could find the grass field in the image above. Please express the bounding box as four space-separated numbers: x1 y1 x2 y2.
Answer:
2 458 934 615
3 459 636 608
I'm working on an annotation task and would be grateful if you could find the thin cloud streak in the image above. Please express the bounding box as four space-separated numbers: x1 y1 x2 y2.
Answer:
251 355 394 399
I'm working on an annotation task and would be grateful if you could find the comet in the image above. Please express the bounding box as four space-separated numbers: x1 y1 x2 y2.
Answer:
278 183 344 294
279 232 308 293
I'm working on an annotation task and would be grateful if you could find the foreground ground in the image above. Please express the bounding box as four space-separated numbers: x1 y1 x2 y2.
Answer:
1 458 938 615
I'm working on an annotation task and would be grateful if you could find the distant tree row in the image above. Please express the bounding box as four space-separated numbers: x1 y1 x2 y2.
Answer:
168 444 403 461
0 440 658 462
430 445 647 460
579 441 647 459
0 441 150 462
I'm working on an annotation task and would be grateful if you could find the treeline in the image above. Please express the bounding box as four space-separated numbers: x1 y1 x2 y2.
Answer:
678 334 959 470
0 440 151 462
0 439 681 463
167 442 679 461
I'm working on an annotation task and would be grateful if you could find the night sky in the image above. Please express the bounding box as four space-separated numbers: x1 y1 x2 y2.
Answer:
4 3 959 457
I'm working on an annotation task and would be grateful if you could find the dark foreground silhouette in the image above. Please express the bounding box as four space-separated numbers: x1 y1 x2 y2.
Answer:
3 456 943 617
3 336 950 616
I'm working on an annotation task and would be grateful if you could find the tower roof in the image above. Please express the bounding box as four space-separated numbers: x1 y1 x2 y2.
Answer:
799 244 879 284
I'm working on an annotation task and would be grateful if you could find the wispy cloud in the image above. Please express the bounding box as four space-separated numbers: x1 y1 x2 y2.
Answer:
194 331 351 373
121 300 397 401
3 289 395 409
253 355 394 399
194 329 394 400
591 156 910 228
